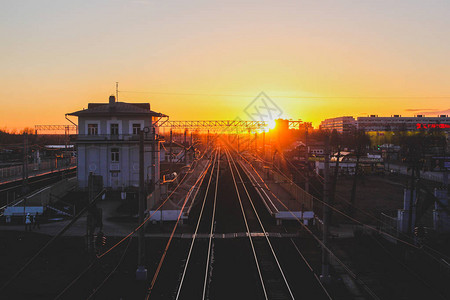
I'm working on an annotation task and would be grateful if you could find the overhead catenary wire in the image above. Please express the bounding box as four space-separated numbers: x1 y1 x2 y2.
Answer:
368 234 448 300
228 148 295 300
252 152 419 249
202 147 220 300
243 147 450 297
248 145 448 298
86 237 133 300
287 235 333 300
294 154 450 263
53 149 213 299
238 150 332 298
119 90 450 100
145 150 216 299
235 152 381 300
0 188 106 292
97 148 211 259
53 260 97 300
224 148 269 300
175 149 219 300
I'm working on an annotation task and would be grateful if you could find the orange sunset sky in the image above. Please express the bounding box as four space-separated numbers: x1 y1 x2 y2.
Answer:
1 0 449 130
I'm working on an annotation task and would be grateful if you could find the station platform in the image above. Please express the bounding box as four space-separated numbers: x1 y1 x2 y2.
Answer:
239 156 315 225
0 166 77 186
149 156 211 222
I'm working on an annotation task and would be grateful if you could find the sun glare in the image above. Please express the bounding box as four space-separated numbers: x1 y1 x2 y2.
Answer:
268 120 276 130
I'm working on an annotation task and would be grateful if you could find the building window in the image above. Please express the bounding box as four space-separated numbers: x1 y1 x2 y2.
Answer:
88 124 98 135
132 123 141 135
111 148 119 162
110 123 119 135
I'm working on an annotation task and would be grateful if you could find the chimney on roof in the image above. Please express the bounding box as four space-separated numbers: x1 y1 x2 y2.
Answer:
109 95 116 104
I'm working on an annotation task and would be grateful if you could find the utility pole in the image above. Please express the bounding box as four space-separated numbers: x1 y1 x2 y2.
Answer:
136 130 147 280
190 132 193 161
350 131 362 217
22 133 29 194
184 129 187 164
86 173 94 253
262 131 265 158
321 135 331 282
152 127 157 206
304 124 309 193
407 160 416 235
238 135 240 153
255 132 258 154
169 129 173 163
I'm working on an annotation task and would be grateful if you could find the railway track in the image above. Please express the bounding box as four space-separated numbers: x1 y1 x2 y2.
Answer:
147 144 340 299
225 147 295 300
176 148 220 300
0 168 76 208
170 146 334 300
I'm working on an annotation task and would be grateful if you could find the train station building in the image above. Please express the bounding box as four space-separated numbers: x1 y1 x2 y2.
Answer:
67 96 168 205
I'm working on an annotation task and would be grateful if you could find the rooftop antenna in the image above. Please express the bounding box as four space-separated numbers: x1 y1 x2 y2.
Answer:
115 82 119 102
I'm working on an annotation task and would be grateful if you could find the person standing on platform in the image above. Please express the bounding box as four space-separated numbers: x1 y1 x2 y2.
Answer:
25 213 32 231
33 212 40 229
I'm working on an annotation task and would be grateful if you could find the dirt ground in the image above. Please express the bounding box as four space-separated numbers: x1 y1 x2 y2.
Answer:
332 174 416 224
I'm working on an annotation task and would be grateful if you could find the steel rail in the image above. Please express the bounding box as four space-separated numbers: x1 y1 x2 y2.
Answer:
186 159 212 214
85 237 133 300
239 158 332 299
97 147 212 259
175 149 218 300
145 155 216 299
238 152 333 299
224 148 269 300
250 152 419 250
202 147 220 300
230 150 295 300
238 152 381 300
287 234 333 300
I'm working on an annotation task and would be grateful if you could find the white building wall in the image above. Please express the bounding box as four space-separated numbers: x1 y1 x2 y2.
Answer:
76 114 158 190
77 143 158 190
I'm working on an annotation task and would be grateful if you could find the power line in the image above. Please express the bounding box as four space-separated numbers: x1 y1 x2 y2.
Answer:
252 144 450 265
244 151 419 249
234 150 381 300
54 260 96 299
86 237 133 300
53 151 213 298
175 149 219 300
0 189 106 292
97 148 211 259
369 235 448 300
119 90 450 99
145 150 217 299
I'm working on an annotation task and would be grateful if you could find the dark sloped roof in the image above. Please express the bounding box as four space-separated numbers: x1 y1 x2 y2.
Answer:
67 102 168 117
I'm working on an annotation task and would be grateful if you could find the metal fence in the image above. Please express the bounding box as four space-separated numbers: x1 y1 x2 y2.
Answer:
0 157 76 184
249 159 314 212
389 164 444 183
380 212 398 238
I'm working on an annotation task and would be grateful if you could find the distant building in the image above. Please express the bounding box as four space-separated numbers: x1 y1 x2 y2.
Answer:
67 96 168 192
357 115 450 132
319 115 450 132
319 116 356 133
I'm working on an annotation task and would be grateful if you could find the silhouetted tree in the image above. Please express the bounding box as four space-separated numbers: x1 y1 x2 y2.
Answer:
349 129 370 216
